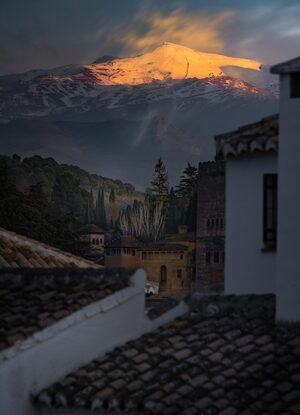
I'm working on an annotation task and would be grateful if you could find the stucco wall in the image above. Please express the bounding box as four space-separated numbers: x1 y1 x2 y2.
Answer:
225 152 277 294
0 270 189 415
141 251 189 294
0 270 146 415
276 74 300 321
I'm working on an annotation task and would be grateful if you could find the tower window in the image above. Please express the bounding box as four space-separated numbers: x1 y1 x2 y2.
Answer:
214 252 219 263
290 73 300 98
263 174 277 249
206 252 211 264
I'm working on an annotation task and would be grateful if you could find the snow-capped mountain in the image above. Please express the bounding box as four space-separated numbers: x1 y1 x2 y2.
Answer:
0 43 278 187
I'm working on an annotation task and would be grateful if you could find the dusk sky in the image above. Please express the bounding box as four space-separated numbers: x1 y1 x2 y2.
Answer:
1 0 300 75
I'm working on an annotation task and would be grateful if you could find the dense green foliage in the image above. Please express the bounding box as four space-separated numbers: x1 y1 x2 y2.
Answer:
0 154 143 253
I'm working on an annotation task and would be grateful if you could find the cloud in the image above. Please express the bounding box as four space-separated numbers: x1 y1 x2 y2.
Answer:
111 8 236 55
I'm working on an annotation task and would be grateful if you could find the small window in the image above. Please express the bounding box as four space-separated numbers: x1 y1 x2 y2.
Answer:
290 73 300 98
132 249 136 256
207 219 210 228
211 219 215 228
96 239 99 245
142 252 147 260
106 248 110 256
92 238 96 245
222 251 225 263
214 252 219 263
216 218 219 227
180 254 183 260
220 218 224 229
206 252 211 264
177 269 182 278
263 174 277 249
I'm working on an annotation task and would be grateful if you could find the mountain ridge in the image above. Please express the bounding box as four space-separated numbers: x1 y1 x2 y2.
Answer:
0 42 278 187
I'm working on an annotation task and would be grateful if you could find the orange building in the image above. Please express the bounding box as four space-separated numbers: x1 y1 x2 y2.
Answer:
104 228 196 296
104 233 140 268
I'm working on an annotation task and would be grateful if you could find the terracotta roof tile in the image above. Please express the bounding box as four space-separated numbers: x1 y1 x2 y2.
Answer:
0 228 102 269
215 114 278 159
0 268 132 353
271 56 300 74
35 294 300 413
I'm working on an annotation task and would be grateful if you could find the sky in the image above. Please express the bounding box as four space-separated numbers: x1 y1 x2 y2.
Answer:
0 0 300 75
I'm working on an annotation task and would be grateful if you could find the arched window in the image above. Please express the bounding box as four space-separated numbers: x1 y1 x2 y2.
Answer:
92 238 96 245
160 265 167 282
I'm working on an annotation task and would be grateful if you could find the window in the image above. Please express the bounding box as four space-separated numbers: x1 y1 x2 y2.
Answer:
142 252 147 260
222 251 225 263
263 174 277 249
220 218 224 229
180 254 183 260
177 269 182 278
290 73 300 98
106 248 110 256
207 219 210 228
132 249 136 256
92 238 96 245
216 219 219 227
160 266 167 282
206 252 211 264
96 239 99 245
214 252 219 263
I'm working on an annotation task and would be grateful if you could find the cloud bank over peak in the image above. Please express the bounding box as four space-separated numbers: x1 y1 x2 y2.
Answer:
110 8 236 56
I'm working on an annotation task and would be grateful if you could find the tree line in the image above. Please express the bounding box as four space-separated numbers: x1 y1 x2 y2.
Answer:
118 158 198 241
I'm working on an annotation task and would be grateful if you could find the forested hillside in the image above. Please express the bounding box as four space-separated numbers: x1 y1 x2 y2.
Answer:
0 154 144 254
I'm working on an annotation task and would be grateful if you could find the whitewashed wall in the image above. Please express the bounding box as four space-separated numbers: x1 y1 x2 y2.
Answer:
276 74 300 321
0 270 188 415
0 270 146 415
225 152 277 295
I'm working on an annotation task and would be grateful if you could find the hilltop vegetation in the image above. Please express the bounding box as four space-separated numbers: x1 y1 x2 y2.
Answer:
0 154 144 253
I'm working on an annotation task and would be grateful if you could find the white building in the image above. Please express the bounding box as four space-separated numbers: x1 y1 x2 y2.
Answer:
216 56 300 321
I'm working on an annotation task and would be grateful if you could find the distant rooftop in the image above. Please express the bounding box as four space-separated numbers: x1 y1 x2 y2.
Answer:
105 234 140 248
0 268 132 353
35 294 300 414
271 56 300 74
215 114 278 159
0 228 102 269
140 243 188 252
79 224 106 235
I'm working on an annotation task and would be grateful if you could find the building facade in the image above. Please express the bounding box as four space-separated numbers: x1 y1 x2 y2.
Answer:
196 161 225 292
105 229 195 296
215 115 278 295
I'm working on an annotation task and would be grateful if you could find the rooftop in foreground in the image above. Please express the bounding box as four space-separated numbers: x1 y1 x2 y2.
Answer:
0 268 132 353
35 294 300 414
215 114 278 159
0 228 102 269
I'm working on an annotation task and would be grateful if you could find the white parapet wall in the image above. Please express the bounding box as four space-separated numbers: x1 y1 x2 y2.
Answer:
276 73 300 321
0 269 189 415
225 152 277 295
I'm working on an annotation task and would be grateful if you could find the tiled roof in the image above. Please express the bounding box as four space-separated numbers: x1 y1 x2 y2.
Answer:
105 234 140 248
271 56 300 74
0 268 131 353
35 294 300 414
79 224 106 234
140 243 188 252
165 232 196 243
215 114 278 159
0 228 102 269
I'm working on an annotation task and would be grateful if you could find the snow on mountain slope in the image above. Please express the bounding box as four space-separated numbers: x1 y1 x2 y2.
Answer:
83 42 262 85
0 42 277 122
